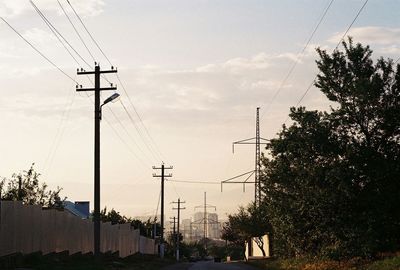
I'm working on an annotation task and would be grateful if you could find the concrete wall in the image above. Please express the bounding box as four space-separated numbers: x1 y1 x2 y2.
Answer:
0 201 156 257
245 234 270 259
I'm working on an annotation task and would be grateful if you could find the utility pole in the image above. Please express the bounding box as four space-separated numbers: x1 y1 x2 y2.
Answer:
170 216 176 257
172 198 185 261
153 164 173 258
76 63 117 256
194 192 216 251
18 177 22 201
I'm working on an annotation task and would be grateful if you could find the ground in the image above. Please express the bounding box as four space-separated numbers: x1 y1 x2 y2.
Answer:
162 261 259 270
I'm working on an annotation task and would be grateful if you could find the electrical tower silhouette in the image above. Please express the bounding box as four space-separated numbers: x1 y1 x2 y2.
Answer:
193 192 216 249
221 107 268 206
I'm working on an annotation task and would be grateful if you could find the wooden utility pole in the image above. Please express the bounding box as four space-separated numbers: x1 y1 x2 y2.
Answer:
76 64 117 256
153 164 172 258
172 198 185 261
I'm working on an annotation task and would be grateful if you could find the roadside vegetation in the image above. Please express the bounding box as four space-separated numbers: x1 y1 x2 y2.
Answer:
223 38 400 269
248 254 400 270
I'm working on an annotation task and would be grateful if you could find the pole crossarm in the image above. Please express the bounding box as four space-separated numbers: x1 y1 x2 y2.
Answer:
232 137 269 153
76 87 117 92
220 170 255 192
77 69 117 75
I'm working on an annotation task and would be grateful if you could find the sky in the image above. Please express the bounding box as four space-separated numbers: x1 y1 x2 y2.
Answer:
0 0 399 223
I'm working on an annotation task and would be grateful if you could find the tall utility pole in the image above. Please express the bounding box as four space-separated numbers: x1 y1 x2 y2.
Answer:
194 192 216 250
222 107 269 206
172 198 185 261
153 164 173 258
77 64 117 256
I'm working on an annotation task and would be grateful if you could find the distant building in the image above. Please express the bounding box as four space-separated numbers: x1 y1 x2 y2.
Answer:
207 213 220 239
190 212 221 240
63 201 90 219
181 218 192 241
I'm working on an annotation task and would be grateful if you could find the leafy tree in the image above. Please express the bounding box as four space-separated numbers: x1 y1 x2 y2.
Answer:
0 164 65 208
99 208 160 238
99 207 131 224
222 203 271 257
261 38 400 258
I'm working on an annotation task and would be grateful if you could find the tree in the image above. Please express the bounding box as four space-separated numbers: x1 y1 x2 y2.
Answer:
99 208 160 238
222 203 271 257
99 207 131 224
0 164 65 208
261 38 400 258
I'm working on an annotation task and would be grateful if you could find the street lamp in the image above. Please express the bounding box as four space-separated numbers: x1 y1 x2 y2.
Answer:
100 93 120 120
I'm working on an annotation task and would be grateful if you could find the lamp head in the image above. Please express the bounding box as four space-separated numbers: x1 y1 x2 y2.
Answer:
103 93 120 105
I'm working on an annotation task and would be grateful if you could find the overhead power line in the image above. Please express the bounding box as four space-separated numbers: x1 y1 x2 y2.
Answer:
261 0 335 119
63 0 96 62
0 17 78 84
285 0 370 123
65 0 165 162
66 0 112 66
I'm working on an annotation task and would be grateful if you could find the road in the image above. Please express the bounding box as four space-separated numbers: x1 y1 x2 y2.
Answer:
161 261 259 270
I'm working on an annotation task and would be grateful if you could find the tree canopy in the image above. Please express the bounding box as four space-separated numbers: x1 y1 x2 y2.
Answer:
261 39 399 258
0 164 65 208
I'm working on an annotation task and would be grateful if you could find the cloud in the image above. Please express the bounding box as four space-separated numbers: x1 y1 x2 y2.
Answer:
379 45 400 55
0 0 104 18
112 52 307 129
328 26 400 45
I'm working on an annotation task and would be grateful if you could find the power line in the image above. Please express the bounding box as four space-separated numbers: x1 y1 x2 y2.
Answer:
30 2 151 170
167 179 220 185
66 0 112 66
119 99 161 162
65 0 165 162
106 106 154 164
261 0 335 119
116 74 166 161
63 0 96 63
285 0 370 123
0 17 78 84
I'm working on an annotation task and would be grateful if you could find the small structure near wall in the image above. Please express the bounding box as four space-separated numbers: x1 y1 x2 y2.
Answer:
245 234 270 260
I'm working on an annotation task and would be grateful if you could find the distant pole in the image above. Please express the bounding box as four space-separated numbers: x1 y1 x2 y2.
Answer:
76 64 117 256
172 198 185 261
170 217 176 257
18 177 22 201
153 164 173 258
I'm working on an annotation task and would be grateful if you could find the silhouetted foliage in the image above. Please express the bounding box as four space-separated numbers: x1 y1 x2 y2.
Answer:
99 207 160 238
222 203 271 257
0 164 66 208
261 38 400 258
99 207 131 225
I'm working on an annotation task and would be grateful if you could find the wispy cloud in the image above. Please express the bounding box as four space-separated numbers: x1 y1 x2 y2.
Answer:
0 0 105 18
328 26 400 45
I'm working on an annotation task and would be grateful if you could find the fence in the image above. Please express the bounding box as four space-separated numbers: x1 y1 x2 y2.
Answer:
0 201 156 257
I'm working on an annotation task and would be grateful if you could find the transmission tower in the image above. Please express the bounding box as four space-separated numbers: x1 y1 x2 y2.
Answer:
221 107 268 206
194 192 216 250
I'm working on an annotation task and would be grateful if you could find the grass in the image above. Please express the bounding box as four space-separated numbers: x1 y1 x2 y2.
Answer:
0 252 175 270
247 254 400 270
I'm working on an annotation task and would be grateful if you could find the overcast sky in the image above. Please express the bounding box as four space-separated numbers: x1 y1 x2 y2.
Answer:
0 0 399 222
